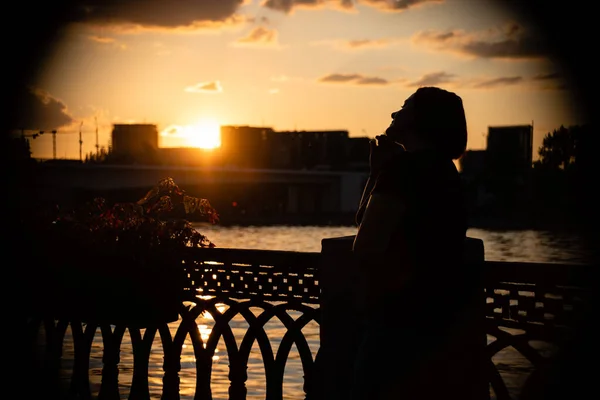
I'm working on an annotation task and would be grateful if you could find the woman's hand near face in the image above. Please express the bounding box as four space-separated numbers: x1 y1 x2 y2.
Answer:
369 134 405 176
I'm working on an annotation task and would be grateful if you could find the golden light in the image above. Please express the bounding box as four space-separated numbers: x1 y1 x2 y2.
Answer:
183 119 221 149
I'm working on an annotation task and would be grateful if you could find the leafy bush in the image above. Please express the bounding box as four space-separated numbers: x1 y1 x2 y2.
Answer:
50 177 219 257
27 177 219 325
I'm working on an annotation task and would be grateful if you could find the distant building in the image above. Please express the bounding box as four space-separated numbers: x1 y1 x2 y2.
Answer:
111 124 159 164
486 124 533 178
220 125 274 169
281 130 349 170
267 131 294 169
484 124 534 213
347 137 370 172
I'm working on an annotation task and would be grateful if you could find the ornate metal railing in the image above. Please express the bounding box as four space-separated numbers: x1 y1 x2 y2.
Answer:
483 260 595 399
23 246 595 400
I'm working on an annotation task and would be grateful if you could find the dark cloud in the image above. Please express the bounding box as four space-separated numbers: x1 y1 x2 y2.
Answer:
413 23 548 60
359 0 442 12
531 72 566 90
263 0 439 14
12 87 74 130
532 72 560 81
262 0 354 13
407 71 455 87
69 0 246 27
318 73 388 85
184 81 223 93
473 76 523 89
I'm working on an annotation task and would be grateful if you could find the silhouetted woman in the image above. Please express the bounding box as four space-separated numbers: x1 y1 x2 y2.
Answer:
352 86 472 399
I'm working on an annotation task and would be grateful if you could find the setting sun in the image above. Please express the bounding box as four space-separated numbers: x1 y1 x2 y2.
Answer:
184 120 221 149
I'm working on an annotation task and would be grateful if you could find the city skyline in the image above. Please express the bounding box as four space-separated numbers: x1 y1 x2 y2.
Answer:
15 0 586 160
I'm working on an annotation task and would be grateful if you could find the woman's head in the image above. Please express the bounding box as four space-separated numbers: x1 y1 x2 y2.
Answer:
385 86 467 159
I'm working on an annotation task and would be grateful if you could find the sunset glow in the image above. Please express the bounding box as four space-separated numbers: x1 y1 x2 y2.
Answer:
184 120 221 149
160 119 221 149
18 0 586 160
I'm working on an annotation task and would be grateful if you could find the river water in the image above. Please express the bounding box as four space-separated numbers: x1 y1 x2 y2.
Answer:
48 225 594 399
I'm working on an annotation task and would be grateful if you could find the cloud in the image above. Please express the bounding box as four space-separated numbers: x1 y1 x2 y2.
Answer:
318 73 389 85
88 35 127 50
12 87 74 130
346 38 392 48
262 0 440 14
320 73 361 82
311 37 401 50
473 76 523 89
532 72 560 81
406 71 455 87
357 76 388 85
269 88 280 94
184 81 223 93
261 0 354 14
359 0 443 12
88 35 115 44
69 0 249 29
531 72 566 90
105 15 251 34
233 26 282 47
412 22 548 60
160 124 185 137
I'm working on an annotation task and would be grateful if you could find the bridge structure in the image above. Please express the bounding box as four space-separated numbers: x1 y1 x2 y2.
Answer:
32 163 368 222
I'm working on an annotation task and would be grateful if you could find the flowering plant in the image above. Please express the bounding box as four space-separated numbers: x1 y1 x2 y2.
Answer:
51 177 219 255
32 177 219 326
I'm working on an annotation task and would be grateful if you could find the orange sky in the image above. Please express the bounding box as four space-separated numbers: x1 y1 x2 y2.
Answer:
14 0 585 160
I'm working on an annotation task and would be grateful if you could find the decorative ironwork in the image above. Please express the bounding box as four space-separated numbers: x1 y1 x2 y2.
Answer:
27 248 322 400
180 248 321 304
483 261 596 399
23 251 594 399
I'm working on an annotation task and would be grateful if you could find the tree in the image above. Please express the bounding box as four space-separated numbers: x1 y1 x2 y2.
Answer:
531 123 597 229
533 124 591 170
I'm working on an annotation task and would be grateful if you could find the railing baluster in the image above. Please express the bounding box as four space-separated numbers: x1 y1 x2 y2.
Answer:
69 321 93 399
228 360 248 400
98 324 122 400
130 326 156 400
161 323 181 400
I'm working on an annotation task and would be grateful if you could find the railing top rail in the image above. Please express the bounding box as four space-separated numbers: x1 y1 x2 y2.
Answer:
183 246 322 258
484 260 598 289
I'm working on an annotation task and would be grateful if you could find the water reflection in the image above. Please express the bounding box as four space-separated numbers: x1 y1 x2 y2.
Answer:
193 224 593 264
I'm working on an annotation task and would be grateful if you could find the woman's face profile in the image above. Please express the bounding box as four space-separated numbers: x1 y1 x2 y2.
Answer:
386 93 416 143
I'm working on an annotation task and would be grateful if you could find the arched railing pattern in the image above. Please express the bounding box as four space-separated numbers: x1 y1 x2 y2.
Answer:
483 260 595 399
22 249 594 399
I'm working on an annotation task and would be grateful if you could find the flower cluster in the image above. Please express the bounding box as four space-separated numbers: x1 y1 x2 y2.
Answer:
51 177 219 258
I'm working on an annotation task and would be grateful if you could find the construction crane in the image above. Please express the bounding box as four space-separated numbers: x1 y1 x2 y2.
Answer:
20 129 44 140
39 130 59 159
95 116 99 155
20 129 58 158
79 121 84 162
20 126 101 160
